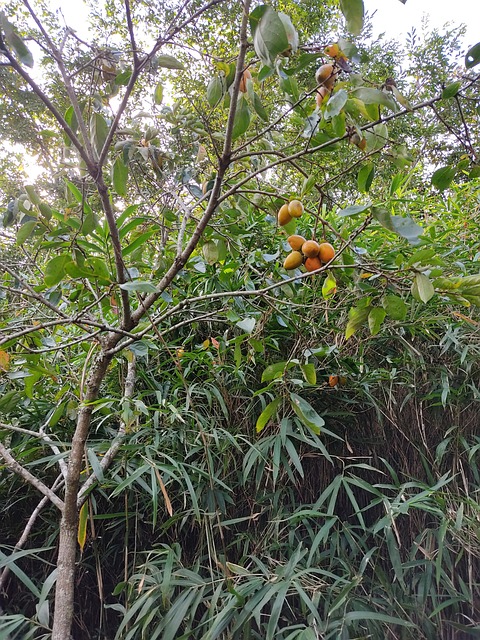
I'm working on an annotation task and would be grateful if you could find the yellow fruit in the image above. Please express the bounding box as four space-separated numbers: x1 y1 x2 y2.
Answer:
305 256 322 272
177 348 185 358
315 63 338 91
318 242 335 263
283 251 303 270
278 204 292 226
316 86 330 107
287 234 306 250
288 200 304 218
301 240 320 258
328 375 339 387
324 43 340 58
239 68 252 93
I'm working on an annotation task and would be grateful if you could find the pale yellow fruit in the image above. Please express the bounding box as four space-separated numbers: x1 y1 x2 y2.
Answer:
288 200 304 218
316 86 330 107
283 251 303 270
287 234 306 251
278 204 292 226
301 240 320 258
315 63 338 91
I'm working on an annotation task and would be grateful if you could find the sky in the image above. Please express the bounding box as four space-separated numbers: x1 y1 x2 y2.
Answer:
365 0 479 50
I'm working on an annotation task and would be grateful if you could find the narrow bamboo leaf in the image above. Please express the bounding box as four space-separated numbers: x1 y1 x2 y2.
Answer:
119 281 158 293
87 448 104 483
112 156 128 196
77 502 88 553
340 0 364 35
256 396 282 433
289 393 324 434
154 82 164 104
155 54 185 70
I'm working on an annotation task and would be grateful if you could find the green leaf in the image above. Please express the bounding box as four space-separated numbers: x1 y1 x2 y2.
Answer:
119 281 158 293
236 317 256 333
256 397 282 433
112 157 128 196
368 307 386 335
322 272 337 299
0 13 34 67
412 273 435 303
77 502 88 553
382 294 407 321
357 163 375 193
24 185 41 206
289 393 324 434
44 254 69 287
441 82 461 99
352 87 397 111
300 363 317 385
431 166 456 191
338 203 370 217
155 54 185 70
262 361 289 382
301 174 316 196
154 82 164 105
364 122 389 151
90 112 109 157
372 206 423 244
252 92 269 121
345 304 370 339
339 0 364 35
324 89 348 120
465 42 480 68
206 75 224 107
252 6 289 66
232 95 251 139
16 220 37 245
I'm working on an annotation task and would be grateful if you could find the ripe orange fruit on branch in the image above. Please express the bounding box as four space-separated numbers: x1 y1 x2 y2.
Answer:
288 200 304 218
287 234 306 250
318 242 335 263
305 256 322 272
316 86 330 107
239 68 252 93
315 63 338 91
283 251 303 270
301 240 320 258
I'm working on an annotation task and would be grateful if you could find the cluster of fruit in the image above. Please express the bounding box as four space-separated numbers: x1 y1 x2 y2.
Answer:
277 200 335 272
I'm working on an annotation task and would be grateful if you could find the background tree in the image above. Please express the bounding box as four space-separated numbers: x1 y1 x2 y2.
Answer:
0 0 480 638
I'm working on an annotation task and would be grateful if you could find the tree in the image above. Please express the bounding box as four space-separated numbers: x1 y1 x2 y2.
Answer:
0 0 479 638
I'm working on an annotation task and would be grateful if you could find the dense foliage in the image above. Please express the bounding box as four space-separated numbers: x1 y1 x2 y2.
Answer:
0 0 479 638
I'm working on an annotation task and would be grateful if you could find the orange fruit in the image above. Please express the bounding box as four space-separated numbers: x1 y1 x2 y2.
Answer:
318 242 335 263
288 200 304 218
305 256 322 272
316 86 330 107
283 251 303 270
287 234 306 251
315 63 338 91
278 204 292 226
329 375 339 387
239 68 252 93
301 240 320 258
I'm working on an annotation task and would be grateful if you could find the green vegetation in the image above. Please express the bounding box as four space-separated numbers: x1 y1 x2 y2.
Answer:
0 0 479 638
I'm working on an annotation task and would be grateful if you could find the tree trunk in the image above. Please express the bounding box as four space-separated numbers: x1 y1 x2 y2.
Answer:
51 351 112 640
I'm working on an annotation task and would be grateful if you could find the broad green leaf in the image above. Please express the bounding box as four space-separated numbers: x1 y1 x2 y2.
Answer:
232 95 250 139
441 82 461 99
261 360 296 382
90 112 109 157
412 273 435 303
121 231 156 257
119 281 158 293
340 0 364 35
236 317 256 333
206 75 224 107
256 397 282 433
252 92 269 121
202 240 219 264
44 254 69 287
24 185 41 206
324 89 348 120
331 111 346 137
322 272 337 299
364 122 388 151
0 13 34 67
345 304 370 339
300 363 317 385
357 163 375 193
301 174 316 196
338 203 370 217
155 54 185 70
77 502 88 553
431 166 456 191
289 393 324 434
372 206 423 244
465 42 480 68
368 307 386 335
352 87 397 111
382 294 407 321
16 220 37 245
154 82 164 104
112 156 128 196
252 6 289 66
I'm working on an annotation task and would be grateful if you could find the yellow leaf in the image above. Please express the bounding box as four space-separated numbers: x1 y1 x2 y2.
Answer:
202 339 210 349
77 502 88 553
0 350 10 371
